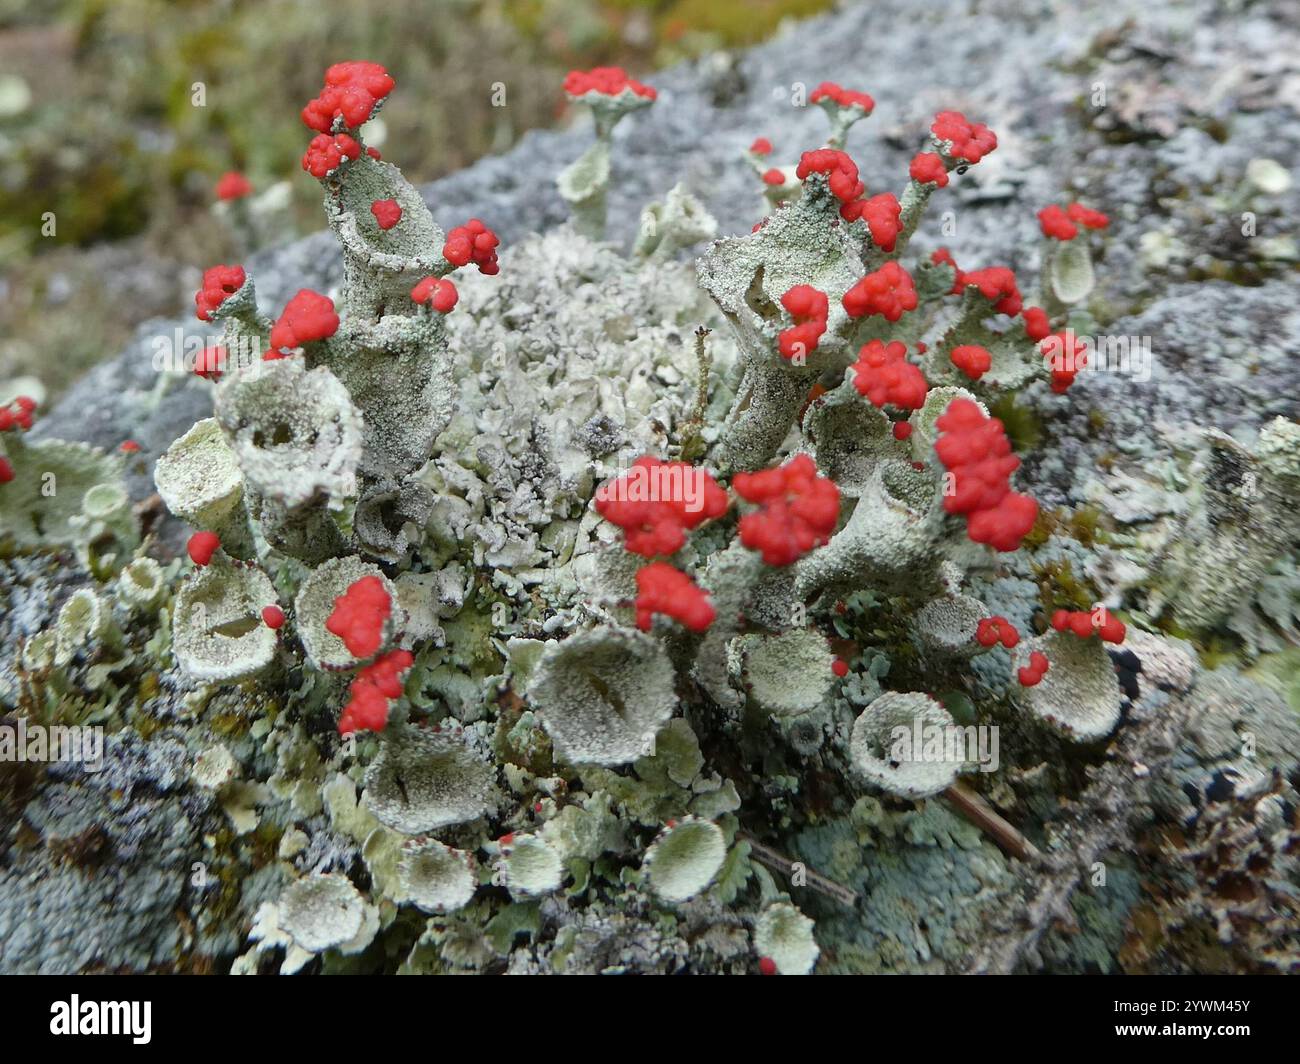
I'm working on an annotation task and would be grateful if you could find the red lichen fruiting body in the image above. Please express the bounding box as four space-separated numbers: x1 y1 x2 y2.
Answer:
301 61 395 133
959 266 1022 316
301 133 362 179
443 219 500 276
795 148 864 207
975 616 1020 649
841 192 902 250
1037 204 1078 241
563 67 656 100
411 276 458 313
337 649 415 736
930 111 997 163
810 82 875 113
949 344 992 382
934 398 1038 552
370 198 402 230
1050 609 1126 644
1067 203 1109 229
842 261 918 322
262 605 285 630
733 453 840 566
635 562 715 632
851 340 929 411
1018 650 1049 686
187 531 220 567
594 456 729 557
194 265 246 322
909 152 949 188
216 171 253 201
269 289 340 351
1022 306 1051 342
194 346 226 382
325 575 392 659
778 285 828 361
1040 331 1089 394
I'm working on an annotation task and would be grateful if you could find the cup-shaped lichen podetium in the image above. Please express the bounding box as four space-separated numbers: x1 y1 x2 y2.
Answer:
311 153 456 557
172 555 278 683
215 359 361 563
530 626 678 767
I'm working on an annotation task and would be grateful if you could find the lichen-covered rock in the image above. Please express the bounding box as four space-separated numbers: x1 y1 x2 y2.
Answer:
7 0 1300 978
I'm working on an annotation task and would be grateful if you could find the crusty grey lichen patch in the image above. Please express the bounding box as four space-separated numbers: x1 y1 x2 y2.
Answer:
398 839 477 914
754 901 819 975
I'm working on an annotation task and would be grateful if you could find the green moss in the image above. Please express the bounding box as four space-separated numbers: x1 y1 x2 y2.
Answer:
988 394 1043 453
1032 558 1100 616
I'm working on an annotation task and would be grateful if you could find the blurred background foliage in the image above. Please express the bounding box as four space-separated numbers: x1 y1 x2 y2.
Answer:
0 0 831 398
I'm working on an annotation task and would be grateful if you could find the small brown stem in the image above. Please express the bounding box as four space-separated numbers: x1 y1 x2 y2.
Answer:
942 781 1042 863
738 830 859 908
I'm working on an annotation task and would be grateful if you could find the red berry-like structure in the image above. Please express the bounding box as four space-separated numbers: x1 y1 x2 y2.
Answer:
1067 203 1109 229
934 398 1038 552
842 261 918 322
809 82 875 113
796 148 864 209
301 61 395 133
595 456 729 557
635 562 716 632
302 133 362 178
975 616 1020 648
194 265 246 322
325 575 392 660
411 277 458 313
215 171 253 201
733 454 841 566
909 152 949 188
269 290 340 351
949 344 992 382
563 66 656 100
1018 651 1049 687
1051 609 1126 644
370 198 402 230
338 649 415 736
187 531 221 567
443 219 500 275
1022 306 1050 342
851 340 929 410
194 346 226 382
930 110 998 163
778 285 828 361
1040 331 1088 394
1038 204 1078 242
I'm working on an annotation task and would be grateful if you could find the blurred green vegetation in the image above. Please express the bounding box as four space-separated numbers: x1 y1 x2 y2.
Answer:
0 0 831 397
